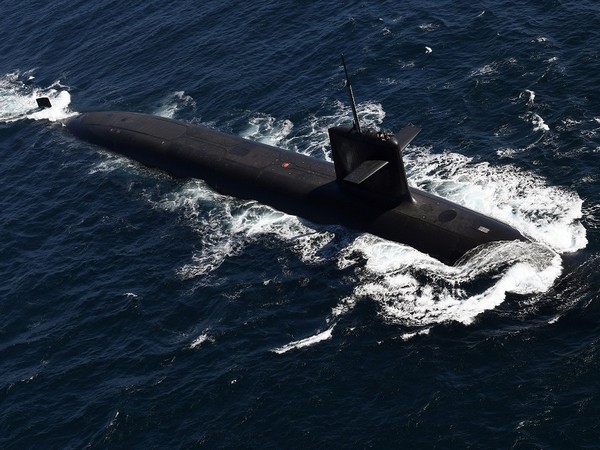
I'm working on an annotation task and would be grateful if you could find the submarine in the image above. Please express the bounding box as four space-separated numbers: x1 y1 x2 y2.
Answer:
59 58 526 265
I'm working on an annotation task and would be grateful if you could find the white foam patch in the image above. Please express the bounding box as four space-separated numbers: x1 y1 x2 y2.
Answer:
227 102 384 162
273 236 563 349
522 89 536 106
240 113 294 147
154 91 197 119
149 180 336 280
229 203 336 264
284 100 385 160
404 146 587 253
272 324 335 354
154 180 240 279
401 328 431 341
0 71 75 123
529 112 550 132
190 331 214 349
419 23 439 32
471 63 498 77
89 149 150 175
470 59 516 78
337 235 562 327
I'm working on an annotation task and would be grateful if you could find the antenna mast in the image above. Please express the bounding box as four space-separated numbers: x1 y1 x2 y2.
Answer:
341 54 361 133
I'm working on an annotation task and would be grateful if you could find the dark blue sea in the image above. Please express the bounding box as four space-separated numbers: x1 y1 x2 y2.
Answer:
1 1 599 448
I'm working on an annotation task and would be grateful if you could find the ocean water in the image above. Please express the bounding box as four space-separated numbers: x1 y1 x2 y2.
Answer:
1 0 599 447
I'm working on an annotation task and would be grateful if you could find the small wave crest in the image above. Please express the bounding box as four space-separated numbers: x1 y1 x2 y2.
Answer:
271 325 335 354
154 91 197 119
190 331 214 349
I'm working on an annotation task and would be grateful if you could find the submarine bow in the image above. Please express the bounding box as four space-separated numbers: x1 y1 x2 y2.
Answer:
65 110 525 265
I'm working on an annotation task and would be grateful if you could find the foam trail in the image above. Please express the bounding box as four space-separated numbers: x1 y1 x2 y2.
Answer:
401 328 431 341
272 324 335 354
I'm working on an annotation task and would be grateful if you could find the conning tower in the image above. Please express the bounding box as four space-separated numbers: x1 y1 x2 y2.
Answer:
328 56 420 203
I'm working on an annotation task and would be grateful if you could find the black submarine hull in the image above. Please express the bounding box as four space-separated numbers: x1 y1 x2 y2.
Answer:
66 111 525 264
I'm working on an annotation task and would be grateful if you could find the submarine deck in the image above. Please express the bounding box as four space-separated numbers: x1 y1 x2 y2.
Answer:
66 111 526 264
